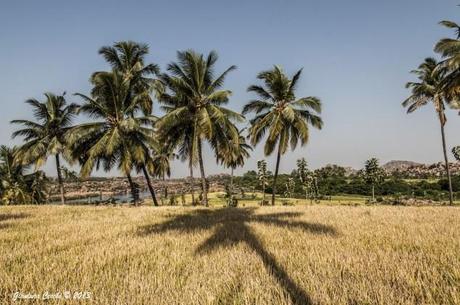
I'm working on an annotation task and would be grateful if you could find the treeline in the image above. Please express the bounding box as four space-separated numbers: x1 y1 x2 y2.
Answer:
234 163 459 202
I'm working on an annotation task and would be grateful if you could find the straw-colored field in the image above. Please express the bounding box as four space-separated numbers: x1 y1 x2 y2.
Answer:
155 192 368 207
0 203 459 305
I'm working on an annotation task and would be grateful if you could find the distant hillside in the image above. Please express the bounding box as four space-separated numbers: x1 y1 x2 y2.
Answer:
382 160 423 172
382 160 460 178
343 166 358 176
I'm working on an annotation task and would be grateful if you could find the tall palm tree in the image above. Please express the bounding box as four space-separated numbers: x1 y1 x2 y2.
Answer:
243 66 323 205
87 41 161 205
434 20 460 100
155 50 244 206
403 58 454 205
96 41 160 115
11 93 78 204
68 71 157 205
217 128 252 194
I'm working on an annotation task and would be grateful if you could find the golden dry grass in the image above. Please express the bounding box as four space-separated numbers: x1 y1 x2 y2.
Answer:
0 204 459 305
153 192 368 207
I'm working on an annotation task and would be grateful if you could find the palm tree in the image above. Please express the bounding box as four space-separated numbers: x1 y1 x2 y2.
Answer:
96 41 160 115
0 145 48 205
453 146 460 161
151 143 178 200
434 20 460 100
68 71 157 205
159 124 198 204
403 58 454 205
243 66 323 205
362 158 385 202
257 160 268 204
11 93 78 204
217 128 252 195
296 158 313 200
79 41 161 205
155 50 244 206
133 149 160 206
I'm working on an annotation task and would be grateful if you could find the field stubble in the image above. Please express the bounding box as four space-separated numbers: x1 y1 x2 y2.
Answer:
0 204 459 305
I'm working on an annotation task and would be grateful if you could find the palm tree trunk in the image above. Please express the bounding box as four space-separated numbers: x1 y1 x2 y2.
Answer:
439 116 454 205
271 144 282 206
55 154 65 204
163 173 168 199
142 165 158 206
230 167 234 204
230 167 234 192
262 181 266 203
126 173 138 205
371 184 375 202
197 139 208 206
189 164 195 205
314 177 320 198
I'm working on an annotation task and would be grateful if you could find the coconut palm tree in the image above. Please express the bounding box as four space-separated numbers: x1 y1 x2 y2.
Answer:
151 143 178 199
217 128 252 195
0 145 48 205
75 41 161 205
453 146 460 161
132 143 160 206
11 93 78 204
158 123 198 204
68 71 157 205
155 50 244 206
243 66 323 205
403 57 454 205
434 20 460 100
96 41 160 115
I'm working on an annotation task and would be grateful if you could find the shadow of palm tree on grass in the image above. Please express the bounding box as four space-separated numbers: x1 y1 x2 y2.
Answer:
0 213 29 229
138 208 337 305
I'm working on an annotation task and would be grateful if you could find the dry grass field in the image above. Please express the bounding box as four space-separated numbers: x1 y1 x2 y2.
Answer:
0 203 459 305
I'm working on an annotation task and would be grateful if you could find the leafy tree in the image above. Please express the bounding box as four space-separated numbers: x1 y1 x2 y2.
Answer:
315 164 346 179
311 164 349 196
155 50 243 206
257 160 269 204
403 57 455 204
362 158 385 202
11 93 78 204
243 66 323 205
0 145 48 205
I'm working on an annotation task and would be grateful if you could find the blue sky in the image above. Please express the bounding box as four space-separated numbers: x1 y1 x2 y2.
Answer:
1 0 460 178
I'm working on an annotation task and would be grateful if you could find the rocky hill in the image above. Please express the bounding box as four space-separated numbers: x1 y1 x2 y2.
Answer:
382 160 460 178
382 160 423 172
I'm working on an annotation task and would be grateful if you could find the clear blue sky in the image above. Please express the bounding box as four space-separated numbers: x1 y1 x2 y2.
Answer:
1 0 460 178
